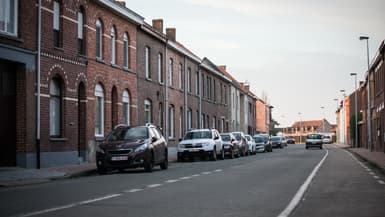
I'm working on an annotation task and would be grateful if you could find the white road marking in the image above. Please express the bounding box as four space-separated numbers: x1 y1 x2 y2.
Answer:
369 172 376 176
373 176 380 179
378 180 385 185
147 184 162 188
125 189 144 193
191 174 201 177
165 179 179 183
17 194 121 217
201 171 212 175
179 176 192 180
277 149 329 217
214 169 223 172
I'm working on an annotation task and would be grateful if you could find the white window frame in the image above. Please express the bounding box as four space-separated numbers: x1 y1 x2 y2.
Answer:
110 27 116 64
95 84 104 137
0 0 18 36
123 33 129 68
179 108 183 138
53 1 60 30
50 78 61 137
122 90 130 125
144 99 152 123
169 105 175 139
179 63 183 90
77 11 83 39
169 58 174 86
158 53 163 83
96 19 103 59
145 47 151 79
187 108 192 130
187 68 191 93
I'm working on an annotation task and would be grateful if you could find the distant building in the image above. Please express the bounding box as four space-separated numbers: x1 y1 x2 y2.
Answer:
283 119 336 143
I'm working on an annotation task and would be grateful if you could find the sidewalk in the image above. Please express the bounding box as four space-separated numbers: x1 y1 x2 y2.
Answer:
334 143 385 173
0 147 178 188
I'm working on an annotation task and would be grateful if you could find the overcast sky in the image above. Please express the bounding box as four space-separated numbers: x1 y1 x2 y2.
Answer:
125 0 385 127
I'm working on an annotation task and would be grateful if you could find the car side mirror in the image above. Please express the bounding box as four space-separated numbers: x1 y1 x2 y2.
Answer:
179 138 182 142
151 136 157 142
231 138 235 142
214 136 219 140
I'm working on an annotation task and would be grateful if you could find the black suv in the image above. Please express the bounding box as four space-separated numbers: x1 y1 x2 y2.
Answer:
96 124 168 174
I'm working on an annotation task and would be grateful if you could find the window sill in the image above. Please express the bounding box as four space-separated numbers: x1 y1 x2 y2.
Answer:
0 33 23 43
145 78 152 82
50 137 68 142
96 58 105 64
54 46 64 52
95 136 105 141
168 138 175 141
111 63 121 69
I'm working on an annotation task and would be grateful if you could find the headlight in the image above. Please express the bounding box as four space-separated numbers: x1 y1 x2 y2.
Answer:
179 144 185 148
202 143 212 147
96 145 105 154
135 143 149 152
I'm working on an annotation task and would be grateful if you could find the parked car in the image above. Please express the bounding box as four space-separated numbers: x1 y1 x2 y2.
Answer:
253 135 266 153
253 134 273 152
322 135 332 144
96 124 168 174
271 136 285 149
306 134 323 149
232 132 249 156
220 133 240 158
177 129 224 161
245 135 256 155
286 136 295 144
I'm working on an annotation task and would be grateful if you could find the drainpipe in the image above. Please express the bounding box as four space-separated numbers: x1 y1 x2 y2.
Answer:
36 0 42 169
184 56 187 132
198 64 202 128
164 39 169 141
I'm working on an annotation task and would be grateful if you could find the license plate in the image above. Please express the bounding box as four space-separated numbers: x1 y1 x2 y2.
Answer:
111 156 128 161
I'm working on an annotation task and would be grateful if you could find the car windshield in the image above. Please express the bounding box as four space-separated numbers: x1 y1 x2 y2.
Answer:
106 126 149 141
307 134 322 139
220 134 231 141
245 136 251 141
271 137 281 141
184 131 212 140
254 137 264 143
233 133 242 141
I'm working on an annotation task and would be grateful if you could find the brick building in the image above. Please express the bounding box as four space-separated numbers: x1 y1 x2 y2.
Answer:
256 98 268 133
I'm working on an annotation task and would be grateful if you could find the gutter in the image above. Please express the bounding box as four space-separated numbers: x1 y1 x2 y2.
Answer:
36 0 42 169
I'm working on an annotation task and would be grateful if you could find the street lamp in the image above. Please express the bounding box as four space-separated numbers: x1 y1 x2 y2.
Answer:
350 72 358 148
334 98 339 110
340 90 346 144
321 106 325 133
298 112 302 144
359 35 371 151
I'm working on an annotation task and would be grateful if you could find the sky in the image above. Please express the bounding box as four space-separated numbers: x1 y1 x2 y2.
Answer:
125 0 385 127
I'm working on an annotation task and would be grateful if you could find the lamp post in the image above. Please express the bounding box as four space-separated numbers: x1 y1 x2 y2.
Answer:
340 90 346 144
334 98 339 110
359 35 371 151
350 73 358 148
298 112 302 144
321 106 325 133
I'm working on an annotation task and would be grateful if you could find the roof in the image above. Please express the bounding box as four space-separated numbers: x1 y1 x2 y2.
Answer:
291 119 330 128
97 0 144 25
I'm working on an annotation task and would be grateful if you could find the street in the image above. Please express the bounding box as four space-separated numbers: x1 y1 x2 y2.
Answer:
1 144 384 217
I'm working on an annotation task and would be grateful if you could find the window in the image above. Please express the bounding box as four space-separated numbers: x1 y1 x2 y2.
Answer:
221 118 225 133
196 71 199 95
96 19 103 59
0 0 18 36
145 47 151 79
187 108 192 130
110 26 116 64
50 78 61 137
224 86 227 104
196 110 199 128
220 83 223 103
144 99 152 123
212 116 216 129
207 76 211 100
169 58 174 86
169 105 175 139
213 79 216 102
158 53 163 83
77 8 85 54
201 114 205 129
158 103 163 128
123 33 129 68
179 107 183 138
179 63 183 89
201 74 205 98
187 68 191 93
53 0 61 47
122 90 130 125
95 84 104 136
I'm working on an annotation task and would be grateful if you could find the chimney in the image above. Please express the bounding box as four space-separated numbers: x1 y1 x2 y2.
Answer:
152 19 163 33
245 83 250 91
166 28 176 41
218 65 226 71
116 1 126 7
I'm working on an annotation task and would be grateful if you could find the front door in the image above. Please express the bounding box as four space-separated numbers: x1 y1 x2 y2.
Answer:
0 61 16 166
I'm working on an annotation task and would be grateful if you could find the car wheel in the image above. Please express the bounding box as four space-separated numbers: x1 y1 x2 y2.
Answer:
320 146 323 149
210 150 217 161
160 151 168 170
97 166 107 175
144 153 154 172
306 146 308 149
220 148 225 160
230 148 234 159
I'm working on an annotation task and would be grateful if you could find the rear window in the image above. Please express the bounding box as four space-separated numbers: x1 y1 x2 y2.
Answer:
221 134 231 141
106 126 149 141
254 137 264 143
184 131 212 140
307 134 322 139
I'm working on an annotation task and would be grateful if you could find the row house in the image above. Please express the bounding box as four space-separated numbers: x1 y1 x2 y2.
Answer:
337 40 384 153
255 98 269 134
0 0 267 168
284 119 336 143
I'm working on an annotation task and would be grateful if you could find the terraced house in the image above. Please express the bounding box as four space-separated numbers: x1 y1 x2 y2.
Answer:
0 0 268 168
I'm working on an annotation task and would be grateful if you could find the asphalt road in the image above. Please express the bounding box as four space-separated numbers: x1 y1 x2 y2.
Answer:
0 144 384 217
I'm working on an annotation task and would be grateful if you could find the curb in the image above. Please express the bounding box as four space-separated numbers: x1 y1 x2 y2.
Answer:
346 149 385 175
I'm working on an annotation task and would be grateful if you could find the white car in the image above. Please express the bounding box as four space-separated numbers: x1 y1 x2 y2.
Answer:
245 135 256 155
177 129 224 161
322 135 332 144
